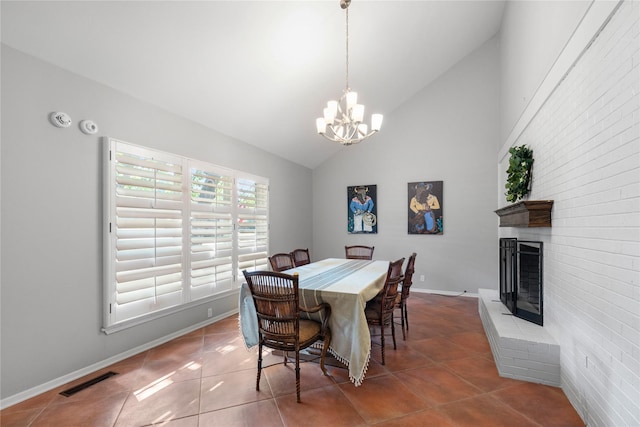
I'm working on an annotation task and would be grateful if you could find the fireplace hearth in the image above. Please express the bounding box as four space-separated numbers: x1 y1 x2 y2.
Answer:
499 238 543 325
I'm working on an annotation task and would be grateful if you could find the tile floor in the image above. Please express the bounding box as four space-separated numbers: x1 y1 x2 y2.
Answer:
1 294 585 426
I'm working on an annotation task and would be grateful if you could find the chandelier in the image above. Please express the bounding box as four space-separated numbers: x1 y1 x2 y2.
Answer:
316 0 382 146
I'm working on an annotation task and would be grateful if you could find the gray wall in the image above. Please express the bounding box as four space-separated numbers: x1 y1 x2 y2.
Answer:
0 45 313 401
312 37 500 294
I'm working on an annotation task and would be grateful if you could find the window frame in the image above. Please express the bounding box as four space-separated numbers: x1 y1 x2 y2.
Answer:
103 137 269 334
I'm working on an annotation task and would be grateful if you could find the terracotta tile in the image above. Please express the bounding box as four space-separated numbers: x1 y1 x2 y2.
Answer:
0 388 59 415
115 378 201 426
200 399 283 427
263 360 335 398
200 369 273 413
492 382 585 426
374 408 457 427
322 360 353 384
201 333 260 377
136 356 203 387
408 336 470 362
398 322 445 341
323 352 389 385
145 335 204 362
156 415 199 426
31 392 127 427
444 355 518 392
338 373 428 424
438 394 540 427
202 330 246 352
394 366 482 405
376 341 433 372
0 408 43 427
277 385 366 426
204 314 240 335
448 331 492 354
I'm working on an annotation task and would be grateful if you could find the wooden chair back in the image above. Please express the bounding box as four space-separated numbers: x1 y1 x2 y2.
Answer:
290 248 311 267
243 271 300 350
400 252 417 303
269 253 295 272
380 258 405 324
345 245 375 260
365 257 404 365
242 270 332 402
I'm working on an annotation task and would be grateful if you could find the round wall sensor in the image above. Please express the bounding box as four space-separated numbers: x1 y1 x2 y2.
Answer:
79 120 99 135
49 112 72 128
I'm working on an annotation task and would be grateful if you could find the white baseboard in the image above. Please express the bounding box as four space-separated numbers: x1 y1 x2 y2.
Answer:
411 288 478 298
0 309 238 410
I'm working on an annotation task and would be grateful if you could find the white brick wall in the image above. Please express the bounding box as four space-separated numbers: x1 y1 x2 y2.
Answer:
499 1 640 426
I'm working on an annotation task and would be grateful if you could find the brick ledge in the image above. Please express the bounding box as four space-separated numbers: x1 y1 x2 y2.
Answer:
478 288 561 386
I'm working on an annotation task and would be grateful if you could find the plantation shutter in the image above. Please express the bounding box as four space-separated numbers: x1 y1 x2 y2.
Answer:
108 142 185 324
190 162 234 298
104 138 269 332
237 177 269 275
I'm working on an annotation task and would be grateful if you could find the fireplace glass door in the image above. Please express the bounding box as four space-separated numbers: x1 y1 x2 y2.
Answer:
499 238 543 326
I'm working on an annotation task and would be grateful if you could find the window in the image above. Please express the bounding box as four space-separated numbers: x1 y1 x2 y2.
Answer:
103 138 268 333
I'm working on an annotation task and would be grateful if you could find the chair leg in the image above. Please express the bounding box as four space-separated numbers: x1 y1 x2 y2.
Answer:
319 332 331 375
380 324 386 365
391 315 397 350
400 305 406 340
405 303 409 331
295 350 301 403
256 343 263 391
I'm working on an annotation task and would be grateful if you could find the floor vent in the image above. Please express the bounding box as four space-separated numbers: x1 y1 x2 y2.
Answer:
59 371 118 397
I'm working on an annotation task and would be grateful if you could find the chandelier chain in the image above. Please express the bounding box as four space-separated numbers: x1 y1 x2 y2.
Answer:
345 7 349 91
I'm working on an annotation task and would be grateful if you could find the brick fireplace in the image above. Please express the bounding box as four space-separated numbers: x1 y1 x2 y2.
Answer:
478 238 559 386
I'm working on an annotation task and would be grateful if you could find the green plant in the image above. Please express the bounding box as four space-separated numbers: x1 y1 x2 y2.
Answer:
505 145 534 202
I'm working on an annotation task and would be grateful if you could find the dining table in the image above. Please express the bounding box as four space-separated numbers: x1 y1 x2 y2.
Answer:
239 258 390 386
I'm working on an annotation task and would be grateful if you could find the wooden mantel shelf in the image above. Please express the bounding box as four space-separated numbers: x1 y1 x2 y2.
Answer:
495 200 554 227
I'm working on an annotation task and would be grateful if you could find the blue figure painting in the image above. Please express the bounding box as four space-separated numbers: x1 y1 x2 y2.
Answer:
347 185 377 234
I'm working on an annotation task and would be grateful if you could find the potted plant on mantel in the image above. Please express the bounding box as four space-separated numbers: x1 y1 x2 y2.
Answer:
505 145 534 202
496 144 553 227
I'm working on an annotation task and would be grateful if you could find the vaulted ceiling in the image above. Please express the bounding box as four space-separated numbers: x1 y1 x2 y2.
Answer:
1 1 505 169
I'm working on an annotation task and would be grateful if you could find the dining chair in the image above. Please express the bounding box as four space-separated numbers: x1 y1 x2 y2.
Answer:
242 270 332 403
395 252 417 340
345 245 375 260
269 253 295 272
364 257 404 365
290 248 311 267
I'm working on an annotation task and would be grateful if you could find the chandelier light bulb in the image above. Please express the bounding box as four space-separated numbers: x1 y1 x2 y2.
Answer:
346 91 358 110
371 114 383 131
352 104 365 123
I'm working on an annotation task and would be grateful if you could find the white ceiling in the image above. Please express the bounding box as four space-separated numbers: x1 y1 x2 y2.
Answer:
1 0 505 169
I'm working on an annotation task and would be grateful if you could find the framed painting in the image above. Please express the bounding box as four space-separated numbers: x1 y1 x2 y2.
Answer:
408 181 443 234
347 184 377 234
